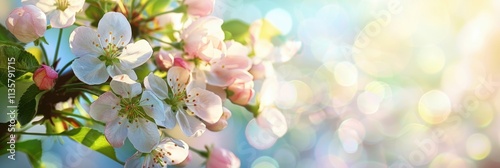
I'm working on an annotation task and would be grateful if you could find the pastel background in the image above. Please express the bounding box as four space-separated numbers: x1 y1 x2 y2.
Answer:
2 0 500 167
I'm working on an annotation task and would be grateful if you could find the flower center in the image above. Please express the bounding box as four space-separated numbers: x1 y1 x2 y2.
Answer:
55 0 70 11
119 96 149 123
96 32 126 66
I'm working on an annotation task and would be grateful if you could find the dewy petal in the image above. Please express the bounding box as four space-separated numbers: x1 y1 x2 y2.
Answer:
110 74 142 98
161 104 176 129
105 116 128 148
107 63 138 80
98 12 132 48
119 40 153 69
185 88 222 124
144 73 169 99
50 9 75 28
89 91 121 123
124 152 145 168
72 56 109 85
69 27 102 58
128 118 160 153
167 67 190 95
140 90 166 124
158 138 189 165
176 110 206 137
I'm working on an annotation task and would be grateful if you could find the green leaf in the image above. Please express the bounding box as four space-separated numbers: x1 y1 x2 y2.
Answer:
221 20 250 45
17 139 43 168
64 127 123 165
0 44 40 87
0 24 18 43
17 84 44 125
143 0 171 15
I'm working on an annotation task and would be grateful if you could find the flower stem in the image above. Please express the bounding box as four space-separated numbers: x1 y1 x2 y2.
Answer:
143 6 185 22
58 59 74 76
190 147 209 158
53 28 64 67
244 104 261 118
52 110 105 125
40 43 49 65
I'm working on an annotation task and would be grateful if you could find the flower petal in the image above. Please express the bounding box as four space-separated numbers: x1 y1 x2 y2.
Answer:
187 68 206 91
106 63 138 80
49 9 75 28
158 138 189 165
140 90 166 124
161 103 177 129
144 73 169 99
185 88 222 124
98 12 132 48
167 67 190 95
104 116 128 148
72 56 109 85
256 107 288 138
119 40 153 68
69 26 102 58
89 91 121 123
128 118 160 153
110 74 142 98
124 152 145 168
176 110 206 137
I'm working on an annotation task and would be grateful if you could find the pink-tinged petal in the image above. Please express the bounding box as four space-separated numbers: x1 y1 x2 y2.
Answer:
157 138 189 165
128 118 160 153
206 147 241 168
228 81 254 106
144 73 169 99
110 74 142 98
206 85 226 102
155 49 174 71
124 152 144 168
167 67 190 95
206 69 253 87
184 0 214 17
140 90 166 124
89 92 121 122
69 27 102 58
176 110 206 137
98 12 132 48
106 63 138 80
185 88 222 124
213 55 252 71
225 40 250 57
161 104 176 129
119 40 153 68
104 116 128 148
198 37 225 62
205 107 231 132
249 62 266 80
256 107 288 138
72 56 109 85
187 68 207 91
49 9 75 28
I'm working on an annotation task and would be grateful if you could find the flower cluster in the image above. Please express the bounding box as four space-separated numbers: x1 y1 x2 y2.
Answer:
4 0 300 167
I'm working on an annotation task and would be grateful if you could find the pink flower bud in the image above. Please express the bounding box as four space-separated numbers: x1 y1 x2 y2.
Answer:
249 62 266 80
205 107 232 132
155 50 174 71
5 5 47 43
174 57 192 70
33 65 58 90
184 0 215 17
228 80 254 106
206 147 240 168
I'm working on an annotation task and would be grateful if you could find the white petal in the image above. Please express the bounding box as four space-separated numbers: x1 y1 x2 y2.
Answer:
176 110 206 137
124 152 145 168
119 40 153 68
89 92 121 123
67 0 85 11
161 104 176 129
186 68 206 91
72 56 109 85
110 74 142 98
104 116 128 148
98 12 132 48
167 67 190 95
186 88 222 124
144 73 169 99
49 9 75 28
140 90 165 124
157 138 189 165
106 63 138 80
69 27 102 58
128 118 160 153
22 0 56 13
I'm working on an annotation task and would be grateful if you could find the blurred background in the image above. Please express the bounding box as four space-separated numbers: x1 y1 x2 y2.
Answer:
2 0 500 167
